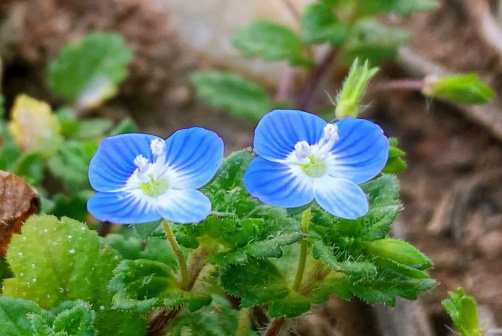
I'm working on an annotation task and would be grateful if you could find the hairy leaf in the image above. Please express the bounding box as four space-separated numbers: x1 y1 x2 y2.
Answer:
191 71 275 122
232 21 314 67
442 288 483 336
382 138 407 174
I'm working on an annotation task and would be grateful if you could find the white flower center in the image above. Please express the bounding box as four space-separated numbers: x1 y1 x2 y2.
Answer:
131 139 170 197
291 124 339 178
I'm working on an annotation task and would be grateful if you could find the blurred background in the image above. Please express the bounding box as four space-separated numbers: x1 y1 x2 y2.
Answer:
0 0 501 335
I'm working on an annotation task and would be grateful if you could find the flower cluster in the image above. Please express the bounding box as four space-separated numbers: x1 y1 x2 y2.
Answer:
87 110 389 224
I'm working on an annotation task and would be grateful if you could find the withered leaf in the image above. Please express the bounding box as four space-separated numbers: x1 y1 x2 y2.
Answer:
0 170 39 256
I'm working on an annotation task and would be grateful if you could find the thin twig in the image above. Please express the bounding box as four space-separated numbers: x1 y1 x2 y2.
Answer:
368 79 424 94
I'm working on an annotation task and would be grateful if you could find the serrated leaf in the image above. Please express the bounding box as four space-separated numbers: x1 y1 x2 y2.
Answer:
441 288 483 336
191 71 275 122
232 21 314 67
423 73 494 105
0 297 97 336
335 58 378 118
312 240 378 279
48 32 132 108
301 3 348 45
3 215 146 336
220 258 289 307
307 272 352 304
166 295 257 336
342 20 409 64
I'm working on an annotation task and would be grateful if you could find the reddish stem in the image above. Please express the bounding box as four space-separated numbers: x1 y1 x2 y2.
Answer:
368 79 424 94
294 48 337 110
265 317 286 336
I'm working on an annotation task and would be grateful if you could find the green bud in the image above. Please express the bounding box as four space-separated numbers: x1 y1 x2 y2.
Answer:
382 138 407 174
335 58 378 119
422 73 494 105
363 238 433 270
442 288 483 336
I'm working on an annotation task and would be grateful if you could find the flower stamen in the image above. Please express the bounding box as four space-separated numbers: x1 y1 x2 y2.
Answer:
134 155 149 174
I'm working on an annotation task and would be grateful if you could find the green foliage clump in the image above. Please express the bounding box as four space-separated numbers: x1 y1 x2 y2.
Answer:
442 288 484 336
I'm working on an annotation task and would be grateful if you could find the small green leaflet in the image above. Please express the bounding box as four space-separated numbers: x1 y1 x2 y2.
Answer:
442 288 483 336
359 0 439 16
0 297 97 336
48 32 132 108
382 138 407 174
232 21 314 67
423 73 494 105
191 71 275 122
301 3 348 46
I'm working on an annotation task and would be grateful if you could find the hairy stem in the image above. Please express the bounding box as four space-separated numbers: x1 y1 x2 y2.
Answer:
292 207 312 292
265 317 285 336
368 79 424 94
236 307 251 336
161 219 189 291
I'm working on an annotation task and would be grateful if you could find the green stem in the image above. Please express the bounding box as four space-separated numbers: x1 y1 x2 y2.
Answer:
161 219 189 291
235 307 251 336
292 207 311 292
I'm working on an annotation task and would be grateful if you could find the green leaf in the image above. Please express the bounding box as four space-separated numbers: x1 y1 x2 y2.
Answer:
347 269 436 305
0 141 21 171
220 258 289 307
360 0 439 16
50 191 92 222
108 259 175 313
232 21 314 67
335 58 378 118
363 238 433 270
0 298 97 336
47 140 98 190
0 296 45 335
3 215 146 336
267 291 311 318
382 137 407 174
442 288 483 336
13 152 44 185
301 3 348 45
76 119 113 139
423 73 494 105
48 32 132 107
55 107 79 138
166 295 257 336
109 118 138 136
342 20 409 64
191 71 275 122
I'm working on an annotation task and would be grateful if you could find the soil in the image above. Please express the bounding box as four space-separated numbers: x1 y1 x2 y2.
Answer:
1 0 501 335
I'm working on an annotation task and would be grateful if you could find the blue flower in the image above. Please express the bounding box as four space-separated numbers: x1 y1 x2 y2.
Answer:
244 110 389 219
87 128 224 224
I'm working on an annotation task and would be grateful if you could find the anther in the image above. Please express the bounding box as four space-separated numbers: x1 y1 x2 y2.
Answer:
323 124 339 142
295 141 311 163
134 155 149 173
150 139 166 156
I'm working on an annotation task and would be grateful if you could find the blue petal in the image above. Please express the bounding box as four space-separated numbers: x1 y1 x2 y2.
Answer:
244 156 314 208
164 127 224 189
157 189 211 224
89 133 158 192
254 110 326 161
313 176 368 219
87 191 161 224
327 118 389 184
